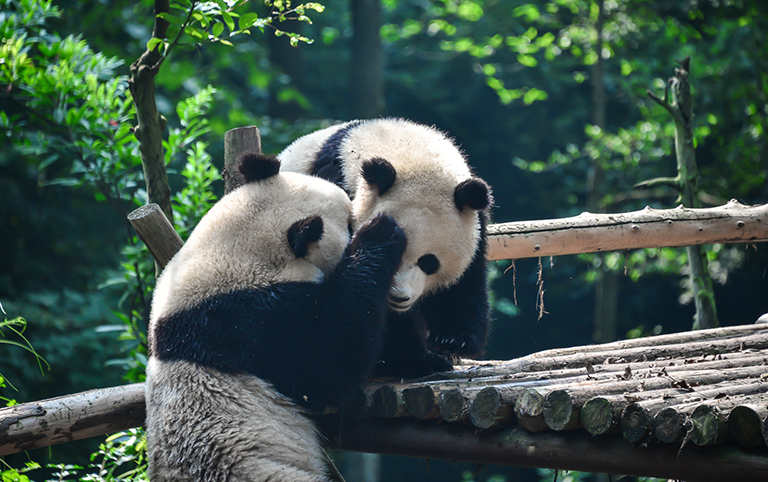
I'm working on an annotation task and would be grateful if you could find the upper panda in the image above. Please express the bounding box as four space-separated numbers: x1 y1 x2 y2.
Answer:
279 118 492 377
145 153 406 481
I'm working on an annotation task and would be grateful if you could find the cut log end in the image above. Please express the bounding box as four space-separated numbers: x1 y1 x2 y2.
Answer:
580 397 614 435
470 387 503 429
515 389 547 433
403 386 437 419
438 388 469 423
653 406 684 444
727 405 766 448
621 403 651 443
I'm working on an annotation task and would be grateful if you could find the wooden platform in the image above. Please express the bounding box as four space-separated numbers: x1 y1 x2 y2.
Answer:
2 323 767 480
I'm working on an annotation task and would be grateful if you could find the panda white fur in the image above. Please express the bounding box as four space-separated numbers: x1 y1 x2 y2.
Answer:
278 118 492 377
146 153 406 481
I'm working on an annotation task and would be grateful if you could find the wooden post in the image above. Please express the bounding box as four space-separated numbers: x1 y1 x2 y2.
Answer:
127 203 183 270
223 126 262 194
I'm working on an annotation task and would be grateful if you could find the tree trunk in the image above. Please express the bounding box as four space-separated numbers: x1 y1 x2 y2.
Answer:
128 0 173 225
588 0 619 350
647 58 719 330
349 0 384 118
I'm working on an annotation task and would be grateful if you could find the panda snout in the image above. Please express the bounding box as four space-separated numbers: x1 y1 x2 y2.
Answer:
388 294 413 312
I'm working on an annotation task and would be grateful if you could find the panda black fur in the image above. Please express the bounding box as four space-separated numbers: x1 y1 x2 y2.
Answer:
278 118 492 378
146 153 406 481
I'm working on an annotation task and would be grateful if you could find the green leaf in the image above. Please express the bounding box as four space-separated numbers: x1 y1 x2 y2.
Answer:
212 22 224 38
517 53 537 67
513 4 540 22
240 12 259 29
146 37 164 52
222 11 235 32
157 11 182 25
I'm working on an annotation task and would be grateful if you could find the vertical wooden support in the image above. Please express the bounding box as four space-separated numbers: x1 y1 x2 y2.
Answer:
223 126 262 194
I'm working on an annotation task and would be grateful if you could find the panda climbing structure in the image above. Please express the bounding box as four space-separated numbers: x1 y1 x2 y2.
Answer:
146 153 406 481
279 118 492 377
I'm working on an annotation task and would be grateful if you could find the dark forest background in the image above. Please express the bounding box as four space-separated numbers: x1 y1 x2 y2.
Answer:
1 0 767 480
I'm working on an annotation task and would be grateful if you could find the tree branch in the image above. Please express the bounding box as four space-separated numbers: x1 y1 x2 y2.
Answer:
128 0 173 225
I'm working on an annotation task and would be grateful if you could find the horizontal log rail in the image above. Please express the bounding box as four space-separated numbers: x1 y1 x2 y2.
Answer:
129 201 768 270
486 200 768 260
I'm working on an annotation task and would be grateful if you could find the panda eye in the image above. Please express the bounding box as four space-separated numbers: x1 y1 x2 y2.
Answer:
418 254 440 275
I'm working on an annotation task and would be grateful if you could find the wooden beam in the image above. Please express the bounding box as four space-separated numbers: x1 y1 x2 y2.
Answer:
0 384 144 456
318 417 768 482
487 200 768 260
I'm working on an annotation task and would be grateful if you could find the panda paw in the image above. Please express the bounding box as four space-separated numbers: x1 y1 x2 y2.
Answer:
352 214 407 255
429 331 484 357
372 351 453 379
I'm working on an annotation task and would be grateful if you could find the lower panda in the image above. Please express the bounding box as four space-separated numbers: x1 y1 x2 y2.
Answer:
145 153 406 481
278 118 492 377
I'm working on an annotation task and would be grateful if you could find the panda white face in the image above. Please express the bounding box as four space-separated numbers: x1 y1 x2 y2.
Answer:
353 179 480 312
152 172 353 320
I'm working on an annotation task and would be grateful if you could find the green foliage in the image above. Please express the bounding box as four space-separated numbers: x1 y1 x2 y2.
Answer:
0 429 147 481
1 0 140 210
99 86 223 383
537 469 590 482
150 0 324 56
0 303 49 406
461 471 507 482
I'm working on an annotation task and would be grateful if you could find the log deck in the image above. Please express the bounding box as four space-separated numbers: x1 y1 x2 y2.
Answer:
2 322 768 481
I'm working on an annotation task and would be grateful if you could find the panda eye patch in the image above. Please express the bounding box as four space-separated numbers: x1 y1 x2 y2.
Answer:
418 254 440 275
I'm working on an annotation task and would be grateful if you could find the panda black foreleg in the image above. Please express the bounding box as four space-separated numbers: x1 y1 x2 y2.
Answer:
421 216 490 358
298 214 407 406
372 309 453 379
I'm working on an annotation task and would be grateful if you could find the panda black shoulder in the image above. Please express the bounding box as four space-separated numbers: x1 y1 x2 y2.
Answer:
237 153 281 183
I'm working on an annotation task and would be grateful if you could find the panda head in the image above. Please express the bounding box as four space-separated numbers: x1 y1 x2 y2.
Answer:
151 153 353 320
354 156 491 312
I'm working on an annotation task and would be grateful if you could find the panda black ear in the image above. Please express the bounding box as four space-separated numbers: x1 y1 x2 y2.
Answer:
361 158 397 195
237 153 281 183
288 215 324 258
454 178 491 211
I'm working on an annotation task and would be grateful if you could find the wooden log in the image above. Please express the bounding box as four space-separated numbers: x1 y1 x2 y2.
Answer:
469 386 512 429
728 404 768 448
319 416 768 481
370 385 406 418
543 389 583 431
653 405 688 444
223 126 261 194
514 389 547 432
438 388 472 423
462 363 768 434
583 374 768 440
127 203 184 269
0 384 145 456
447 349 768 397
428 324 768 381
690 404 728 447
580 397 617 435
620 382 768 444
486 201 768 261
402 385 438 419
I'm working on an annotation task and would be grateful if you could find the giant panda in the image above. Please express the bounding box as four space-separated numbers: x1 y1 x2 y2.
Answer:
145 153 406 481
278 118 492 378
